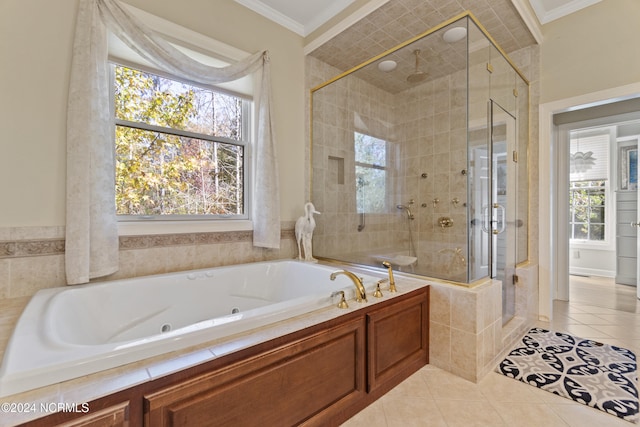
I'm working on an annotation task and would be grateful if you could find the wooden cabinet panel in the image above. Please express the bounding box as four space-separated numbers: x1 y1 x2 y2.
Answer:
56 402 129 427
366 289 429 392
144 318 366 427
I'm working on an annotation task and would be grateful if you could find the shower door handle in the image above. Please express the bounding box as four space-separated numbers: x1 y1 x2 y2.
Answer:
481 205 490 233
631 222 640 228
493 203 506 235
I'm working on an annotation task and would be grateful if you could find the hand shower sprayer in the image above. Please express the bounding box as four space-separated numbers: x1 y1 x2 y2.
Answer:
396 204 414 220
396 200 418 263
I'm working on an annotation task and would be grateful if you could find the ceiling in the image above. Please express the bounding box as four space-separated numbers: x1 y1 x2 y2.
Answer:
235 0 601 36
235 0 601 93
308 0 538 91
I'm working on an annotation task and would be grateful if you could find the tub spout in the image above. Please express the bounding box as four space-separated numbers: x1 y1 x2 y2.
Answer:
330 270 368 303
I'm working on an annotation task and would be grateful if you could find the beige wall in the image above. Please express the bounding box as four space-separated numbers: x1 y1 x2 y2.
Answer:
540 0 640 104
0 0 306 227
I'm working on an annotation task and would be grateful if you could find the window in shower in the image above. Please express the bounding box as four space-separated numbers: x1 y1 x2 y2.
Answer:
354 132 387 214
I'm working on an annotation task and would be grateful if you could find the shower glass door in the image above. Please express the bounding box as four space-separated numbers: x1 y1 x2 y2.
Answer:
491 101 517 325
469 134 490 280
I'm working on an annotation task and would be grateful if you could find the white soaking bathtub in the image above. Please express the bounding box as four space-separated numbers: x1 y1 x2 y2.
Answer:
0 260 379 397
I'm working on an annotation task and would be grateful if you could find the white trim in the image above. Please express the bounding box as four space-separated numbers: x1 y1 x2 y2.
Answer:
509 0 543 44
233 0 305 36
305 0 358 36
569 268 615 278
303 0 389 55
529 0 601 25
539 82 640 321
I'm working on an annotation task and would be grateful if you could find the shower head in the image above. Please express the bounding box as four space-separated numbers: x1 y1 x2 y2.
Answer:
406 49 427 83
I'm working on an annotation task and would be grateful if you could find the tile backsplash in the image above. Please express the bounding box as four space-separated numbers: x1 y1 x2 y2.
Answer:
0 225 296 299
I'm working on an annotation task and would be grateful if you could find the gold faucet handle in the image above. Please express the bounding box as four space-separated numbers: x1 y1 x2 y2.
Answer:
332 291 349 309
373 280 386 298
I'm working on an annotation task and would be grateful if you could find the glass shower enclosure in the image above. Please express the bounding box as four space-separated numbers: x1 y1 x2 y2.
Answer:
309 12 529 318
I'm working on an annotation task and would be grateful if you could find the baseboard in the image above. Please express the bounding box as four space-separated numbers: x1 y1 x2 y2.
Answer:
569 267 615 278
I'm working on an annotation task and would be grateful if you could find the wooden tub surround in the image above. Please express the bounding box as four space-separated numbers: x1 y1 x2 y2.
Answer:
11 286 429 427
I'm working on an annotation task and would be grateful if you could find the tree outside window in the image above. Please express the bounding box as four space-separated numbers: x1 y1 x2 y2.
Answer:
569 180 605 241
354 132 387 214
114 65 248 217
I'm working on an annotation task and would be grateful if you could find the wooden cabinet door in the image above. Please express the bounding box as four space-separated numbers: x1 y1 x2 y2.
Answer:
144 318 366 427
366 288 429 392
55 402 129 427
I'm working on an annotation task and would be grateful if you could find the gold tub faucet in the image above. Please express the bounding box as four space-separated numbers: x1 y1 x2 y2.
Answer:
330 270 368 303
382 261 397 292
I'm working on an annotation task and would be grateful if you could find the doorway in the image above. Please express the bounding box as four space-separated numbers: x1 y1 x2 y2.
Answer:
538 86 640 321
557 113 640 307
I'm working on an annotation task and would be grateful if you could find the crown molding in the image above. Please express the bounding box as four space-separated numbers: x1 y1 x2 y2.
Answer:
234 0 305 35
303 0 389 55
510 0 543 44
529 0 601 25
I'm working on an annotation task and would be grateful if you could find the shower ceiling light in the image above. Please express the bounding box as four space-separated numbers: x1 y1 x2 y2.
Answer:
443 26 467 43
377 60 397 72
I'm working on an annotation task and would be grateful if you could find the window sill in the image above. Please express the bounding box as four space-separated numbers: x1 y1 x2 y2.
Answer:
117 220 253 236
569 240 614 252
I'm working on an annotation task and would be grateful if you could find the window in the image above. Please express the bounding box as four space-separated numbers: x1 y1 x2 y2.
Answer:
568 129 610 244
354 132 387 213
569 180 605 241
114 64 250 219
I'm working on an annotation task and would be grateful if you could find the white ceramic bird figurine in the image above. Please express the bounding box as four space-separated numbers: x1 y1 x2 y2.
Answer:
295 202 321 262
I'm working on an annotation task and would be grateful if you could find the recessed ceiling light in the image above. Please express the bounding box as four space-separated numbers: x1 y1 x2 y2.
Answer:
443 27 467 43
377 60 397 72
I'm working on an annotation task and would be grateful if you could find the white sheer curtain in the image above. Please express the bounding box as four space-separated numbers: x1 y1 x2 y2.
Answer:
66 0 280 285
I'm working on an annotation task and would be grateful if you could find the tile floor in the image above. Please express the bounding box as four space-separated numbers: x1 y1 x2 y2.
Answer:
342 276 640 426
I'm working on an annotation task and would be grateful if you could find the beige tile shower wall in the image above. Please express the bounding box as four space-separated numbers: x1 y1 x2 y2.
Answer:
392 69 468 281
0 226 297 300
308 56 400 259
429 270 539 383
429 279 502 383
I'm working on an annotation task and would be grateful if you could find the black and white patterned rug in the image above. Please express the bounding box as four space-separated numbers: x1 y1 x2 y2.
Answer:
497 327 639 422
